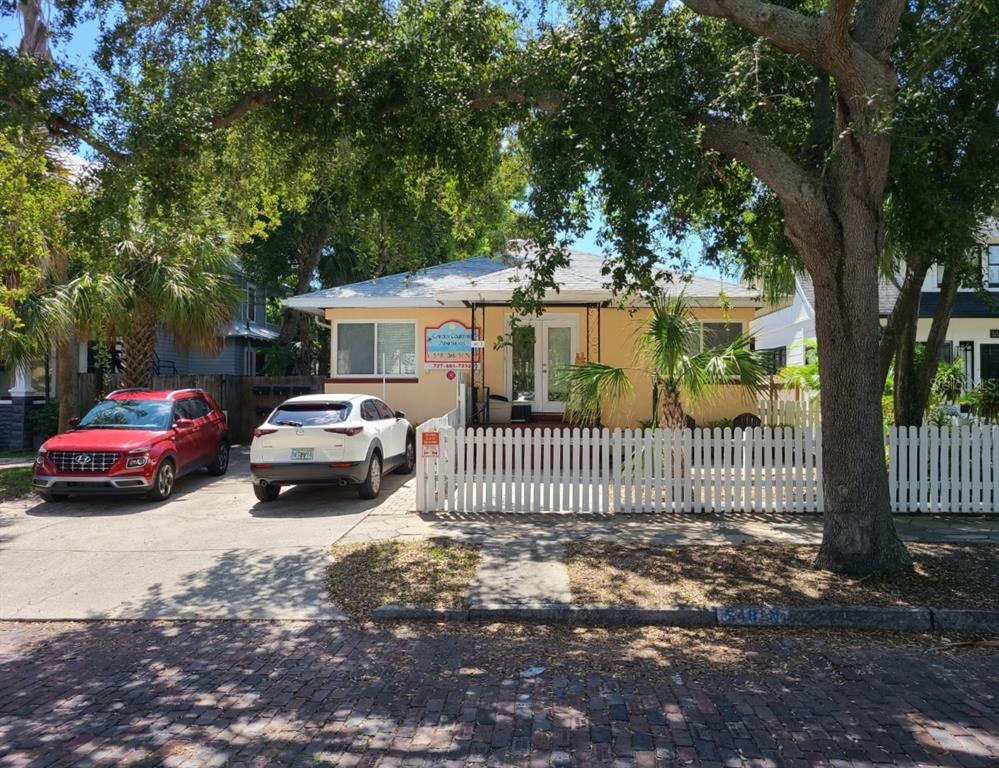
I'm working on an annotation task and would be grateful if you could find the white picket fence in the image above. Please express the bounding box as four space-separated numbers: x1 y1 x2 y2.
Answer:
756 398 821 427
415 424 998 514
888 425 999 513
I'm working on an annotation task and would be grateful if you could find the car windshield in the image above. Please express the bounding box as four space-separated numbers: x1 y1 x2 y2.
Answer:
270 402 351 427
78 399 174 430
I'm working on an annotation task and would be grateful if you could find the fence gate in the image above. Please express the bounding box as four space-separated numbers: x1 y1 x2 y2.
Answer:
416 424 998 515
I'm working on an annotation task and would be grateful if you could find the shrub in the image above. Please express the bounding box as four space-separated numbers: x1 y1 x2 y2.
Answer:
964 380 999 423
30 399 60 438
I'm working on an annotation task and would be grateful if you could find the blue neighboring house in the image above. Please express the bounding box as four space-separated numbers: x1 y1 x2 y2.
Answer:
79 273 280 377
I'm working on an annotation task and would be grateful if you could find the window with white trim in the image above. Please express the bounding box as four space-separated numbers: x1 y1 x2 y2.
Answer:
335 321 417 377
988 244 999 287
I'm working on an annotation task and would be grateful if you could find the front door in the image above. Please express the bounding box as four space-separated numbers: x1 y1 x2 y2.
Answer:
509 316 578 414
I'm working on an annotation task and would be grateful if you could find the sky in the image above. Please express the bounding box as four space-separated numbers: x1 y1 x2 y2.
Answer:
2 10 730 282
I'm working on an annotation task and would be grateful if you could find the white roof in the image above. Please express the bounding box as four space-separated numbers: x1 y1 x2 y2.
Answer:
284 248 761 311
284 256 512 312
436 250 759 306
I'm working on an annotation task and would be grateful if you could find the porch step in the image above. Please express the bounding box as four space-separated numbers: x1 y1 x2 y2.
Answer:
466 539 571 608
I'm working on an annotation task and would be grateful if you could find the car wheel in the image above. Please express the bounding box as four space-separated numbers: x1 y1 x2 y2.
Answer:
253 483 281 502
147 459 176 501
207 440 230 476
38 491 68 503
358 453 382 499
394 437 416 475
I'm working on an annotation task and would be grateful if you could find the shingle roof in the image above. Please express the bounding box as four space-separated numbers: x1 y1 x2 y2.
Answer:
285 248 762 311
437 250 758 304
283 255 513 311
796 272 905 316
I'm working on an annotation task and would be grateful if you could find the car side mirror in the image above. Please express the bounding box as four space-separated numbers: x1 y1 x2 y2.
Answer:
394 411 406 420
68 416 81 428
174 418 195 430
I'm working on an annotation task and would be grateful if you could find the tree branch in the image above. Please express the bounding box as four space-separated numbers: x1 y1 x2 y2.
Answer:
826 0 857 47
208 91 274 130
695 115 823 215
467 87 564 113
800 72 833 169
852 0 906 62
682 0 828 69
46 114 130 165
681 0 887 97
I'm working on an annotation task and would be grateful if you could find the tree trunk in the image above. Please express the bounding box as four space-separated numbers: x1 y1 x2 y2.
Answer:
277 223 330 375
123 313 157 389
894 265 959 426
808 147 911 575
657 387 686 430
56 340 77 430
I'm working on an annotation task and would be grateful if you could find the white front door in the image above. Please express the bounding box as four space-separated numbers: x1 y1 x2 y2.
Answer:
508 315 578 414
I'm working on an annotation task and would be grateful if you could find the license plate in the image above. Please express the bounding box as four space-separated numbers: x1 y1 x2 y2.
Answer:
290 448 314 461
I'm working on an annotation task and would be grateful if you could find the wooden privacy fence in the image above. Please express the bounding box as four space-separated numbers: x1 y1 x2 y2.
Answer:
756 398 821 427
75 373 326 442
416 424 998 515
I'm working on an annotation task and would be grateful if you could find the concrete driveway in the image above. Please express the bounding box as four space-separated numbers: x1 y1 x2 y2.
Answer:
0 449 414 620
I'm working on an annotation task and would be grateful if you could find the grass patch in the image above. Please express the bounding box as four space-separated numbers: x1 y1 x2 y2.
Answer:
327 538 480 619
0 450 34 461
565 542 999 610
0 466 34 501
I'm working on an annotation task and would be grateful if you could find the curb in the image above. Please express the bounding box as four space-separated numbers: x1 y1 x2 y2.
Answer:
372 604 999 633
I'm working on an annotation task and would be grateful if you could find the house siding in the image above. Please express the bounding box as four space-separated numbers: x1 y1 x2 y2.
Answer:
323 304 758 427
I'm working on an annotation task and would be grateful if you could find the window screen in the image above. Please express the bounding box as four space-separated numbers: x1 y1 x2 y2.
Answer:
376 323 416 375
337 323 376 375
702 322 742 350
336 322 416 376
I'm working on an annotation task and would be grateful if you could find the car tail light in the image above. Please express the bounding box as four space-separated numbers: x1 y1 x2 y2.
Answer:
253 428 277 438
251 463 273 469
324 427 363 436
329 462 353 468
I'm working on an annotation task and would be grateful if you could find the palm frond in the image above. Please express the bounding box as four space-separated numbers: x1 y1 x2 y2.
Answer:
637 292 700 389
682 335 768 403
561 362 633 427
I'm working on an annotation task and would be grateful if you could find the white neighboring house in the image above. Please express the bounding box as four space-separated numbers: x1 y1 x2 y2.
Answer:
751 227 999 386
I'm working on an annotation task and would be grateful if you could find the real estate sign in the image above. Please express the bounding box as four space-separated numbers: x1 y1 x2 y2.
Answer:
425 320 481 370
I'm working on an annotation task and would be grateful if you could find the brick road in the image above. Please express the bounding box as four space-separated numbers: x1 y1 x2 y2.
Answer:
1 622 997 767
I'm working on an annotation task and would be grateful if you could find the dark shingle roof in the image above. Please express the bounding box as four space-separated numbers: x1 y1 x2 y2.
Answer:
795 273 997 317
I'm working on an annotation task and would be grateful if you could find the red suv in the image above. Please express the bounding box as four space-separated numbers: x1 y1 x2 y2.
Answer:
32 388 230 502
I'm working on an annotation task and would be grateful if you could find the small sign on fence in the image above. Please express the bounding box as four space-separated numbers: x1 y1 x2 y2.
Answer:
421 431 440 458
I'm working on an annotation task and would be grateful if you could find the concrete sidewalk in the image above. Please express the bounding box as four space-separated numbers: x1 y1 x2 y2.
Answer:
337 499 999 549
341 493 999 609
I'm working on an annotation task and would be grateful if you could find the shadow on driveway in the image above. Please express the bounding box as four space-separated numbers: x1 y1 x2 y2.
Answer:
247 474 412 518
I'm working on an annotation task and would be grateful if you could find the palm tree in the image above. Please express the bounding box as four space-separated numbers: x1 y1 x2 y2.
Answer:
50 222 243 390
561 293 767 429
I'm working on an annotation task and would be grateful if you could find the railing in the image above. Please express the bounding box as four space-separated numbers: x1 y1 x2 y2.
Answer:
415 424 998 515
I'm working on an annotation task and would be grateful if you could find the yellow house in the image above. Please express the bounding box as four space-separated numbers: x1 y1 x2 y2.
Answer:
284 250 767 427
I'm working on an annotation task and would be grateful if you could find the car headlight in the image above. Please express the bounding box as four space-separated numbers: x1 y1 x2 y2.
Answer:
125 447 150 468
35 447 46 467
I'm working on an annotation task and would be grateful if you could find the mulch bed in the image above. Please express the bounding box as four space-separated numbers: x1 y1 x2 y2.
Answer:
565 542 999 610
327 538 480 619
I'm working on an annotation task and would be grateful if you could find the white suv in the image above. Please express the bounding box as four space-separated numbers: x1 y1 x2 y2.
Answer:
249 394 415 502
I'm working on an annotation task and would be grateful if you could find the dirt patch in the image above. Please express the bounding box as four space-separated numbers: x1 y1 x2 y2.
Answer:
327 538 480 619
565 542 999 609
